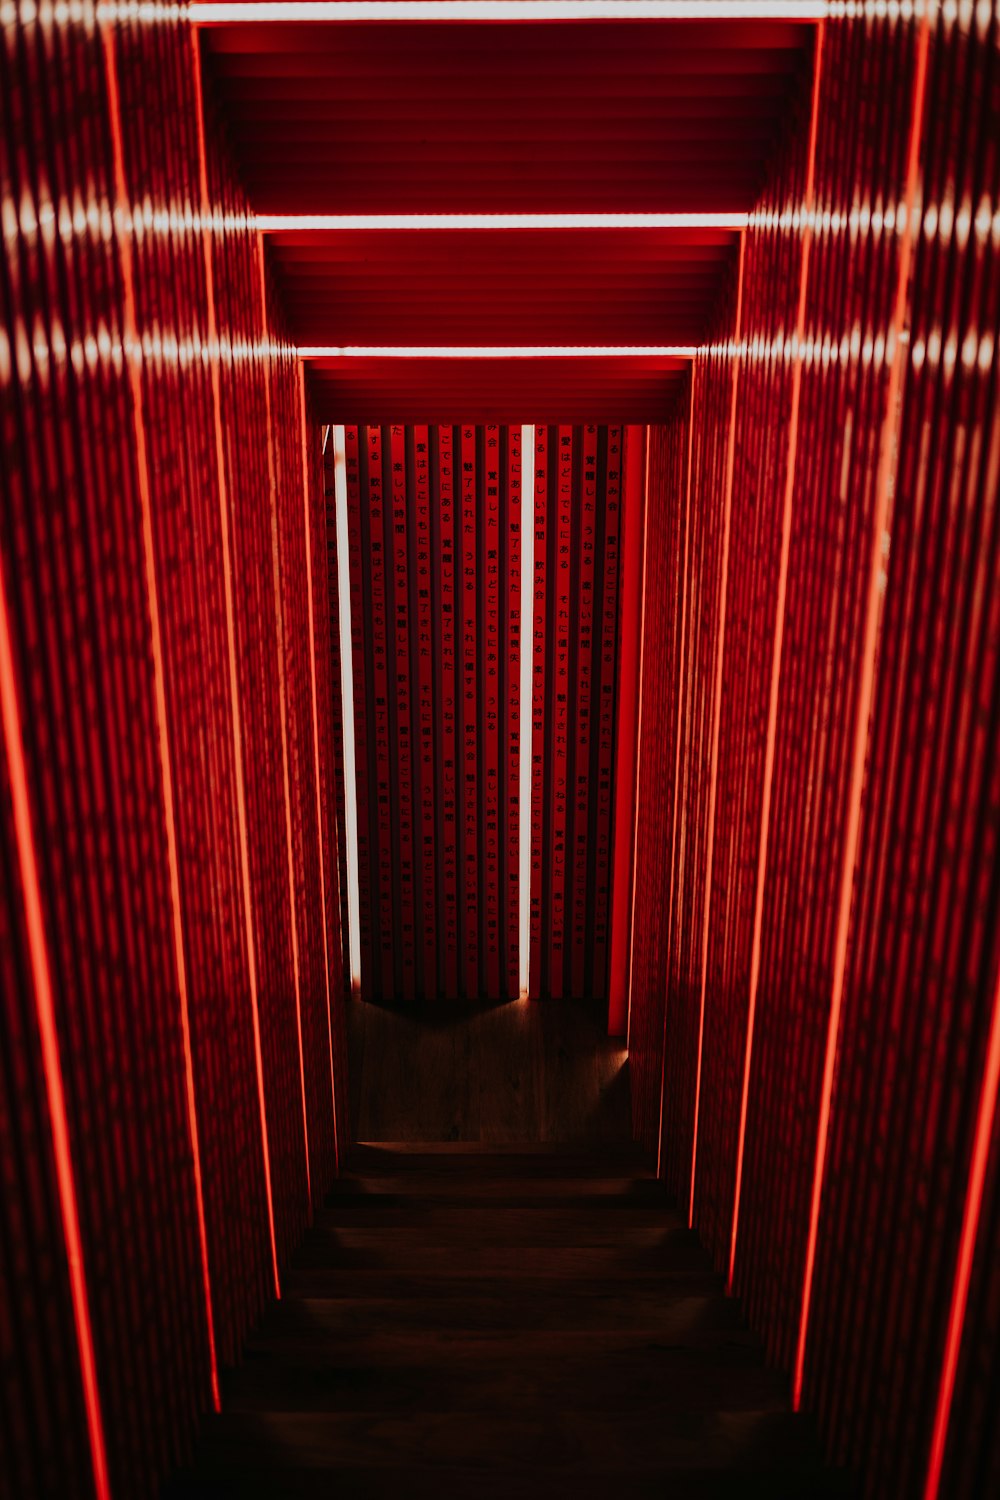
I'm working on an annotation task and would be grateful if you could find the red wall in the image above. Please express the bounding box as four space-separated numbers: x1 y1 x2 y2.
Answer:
628 10 1000 1497
1 11 346 1498
332 423 634 1003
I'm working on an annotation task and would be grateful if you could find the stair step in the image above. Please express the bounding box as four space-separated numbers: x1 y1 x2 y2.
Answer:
293 1226 704 1269
170 1149 841 1496
348 1143 652 1178
318 1201 679 1229
168 1462 842 1500
249 1290 751 1338
285 1267 727 1298
174 1406 836 1476
325 1176 670 1206
224 1336 778 1413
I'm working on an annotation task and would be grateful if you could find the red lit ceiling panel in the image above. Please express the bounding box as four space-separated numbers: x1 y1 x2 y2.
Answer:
266 227 733 348
307 356 689 424
200 20 812 215
626 9 1000 1499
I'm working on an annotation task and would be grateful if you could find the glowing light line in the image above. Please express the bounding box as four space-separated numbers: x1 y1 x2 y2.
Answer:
332 427 363 994
792 5 931 1410
299 345 699 359
257 234 312 1209
299 369 340 1170
689 227 745 1229
191 3 827 26
656 362 697 1180
729 19 824 1292
191 28 281 1297
924 960 1000 1500
259 213 748 231
0 437 113 1500
518 425 536 998
104 21 221 1412
625 428 652 1050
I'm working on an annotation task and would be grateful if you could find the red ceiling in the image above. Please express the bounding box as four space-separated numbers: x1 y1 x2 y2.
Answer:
198 15 814 421
307 354 688 423
265 227 733 347
202 20 808 213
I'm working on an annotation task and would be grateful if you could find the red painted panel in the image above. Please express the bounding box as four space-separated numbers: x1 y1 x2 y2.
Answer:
506 427 523 1000
627 11 1000 1498
339 424 628 1003
202 19 811 215
438 425 461 998
531 426 634 1004
1 12 344 1497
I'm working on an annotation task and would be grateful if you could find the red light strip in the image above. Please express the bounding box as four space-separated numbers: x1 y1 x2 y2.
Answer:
728 21 825 1291
298 367 339 1168
190 3 829 23
625 429 653 1046
607 427 647 1035
689 228 746 1227
103 22 221 1413
656 364 697 1179
257 235 312 1208
414 427 439 1000
461 426 481 997
191 29 281 1297
0 453 113 1500
549 426 572 997
528 427 548 999
592 427 623 999
570 426 598 998
483 425 502 999
259 214 748 231
389 423 417 1001
792 7 931 1410
438 425 460 997
923 959 1000 1500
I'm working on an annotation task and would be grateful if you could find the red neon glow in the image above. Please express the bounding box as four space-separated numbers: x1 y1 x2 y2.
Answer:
792 9 931 1410
103 22 221 1413
728 21 824 1292
656 364 697 1180
923 959 1000 1500
191 2 828 24
257 234 312 1209
689 228 745 1228
260 214 748 232
625 432 653 1047
607 427 647 1037
0 476 112 1500
191 28 281 1298
298 365 339 1170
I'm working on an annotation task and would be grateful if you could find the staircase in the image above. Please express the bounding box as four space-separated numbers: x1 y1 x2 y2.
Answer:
167 1144 841 1497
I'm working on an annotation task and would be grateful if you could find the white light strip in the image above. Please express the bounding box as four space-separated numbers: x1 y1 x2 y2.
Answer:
332 425 362 993
300 345 697 358
191 3 828 23
518 425 535 1000
258 213 748 231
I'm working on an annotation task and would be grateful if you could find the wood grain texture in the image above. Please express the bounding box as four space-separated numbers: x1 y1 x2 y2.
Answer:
165 1145 844 1498
348 996 630 1144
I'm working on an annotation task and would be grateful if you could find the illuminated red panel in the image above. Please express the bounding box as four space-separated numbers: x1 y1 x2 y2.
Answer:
626 10 1000 1498
201 19 811 214
0 7 344 1494
607 425 647 1034
306 356 688 426
337 425 630 1002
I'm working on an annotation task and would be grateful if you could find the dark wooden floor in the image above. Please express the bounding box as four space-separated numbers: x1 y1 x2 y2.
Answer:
348 995 631 1144
166 1143 845 1498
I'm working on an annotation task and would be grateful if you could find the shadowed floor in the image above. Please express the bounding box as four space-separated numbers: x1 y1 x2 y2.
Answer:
165 1142 844 1497
347 995 631 1145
